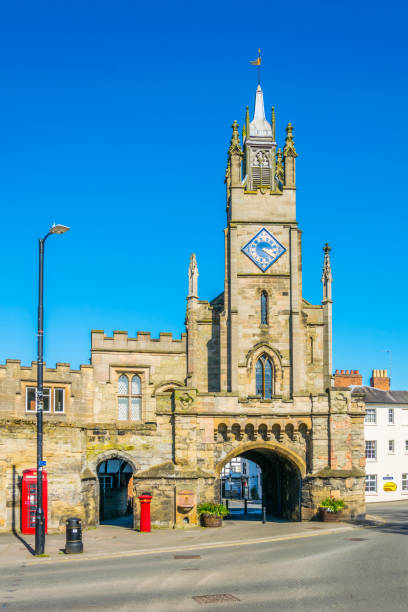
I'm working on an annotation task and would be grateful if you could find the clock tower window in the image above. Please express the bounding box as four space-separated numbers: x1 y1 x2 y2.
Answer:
261 291 268 325
256 354 274 399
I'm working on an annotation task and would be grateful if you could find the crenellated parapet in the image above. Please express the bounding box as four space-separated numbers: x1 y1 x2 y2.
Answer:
91 330 187 354
0 358 94 419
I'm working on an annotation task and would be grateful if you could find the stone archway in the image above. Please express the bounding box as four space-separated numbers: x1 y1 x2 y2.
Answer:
84 451 139 527
216 442 305 521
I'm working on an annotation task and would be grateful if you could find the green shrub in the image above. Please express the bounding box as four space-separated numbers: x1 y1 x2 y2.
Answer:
320 497 345 513
197 503 229 517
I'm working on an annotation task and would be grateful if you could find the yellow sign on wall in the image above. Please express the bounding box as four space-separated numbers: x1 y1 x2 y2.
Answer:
383 482 397 492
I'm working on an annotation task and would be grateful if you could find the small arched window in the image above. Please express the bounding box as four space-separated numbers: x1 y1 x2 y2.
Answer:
261 291 268 325
256 354 273 399
118 374 142 421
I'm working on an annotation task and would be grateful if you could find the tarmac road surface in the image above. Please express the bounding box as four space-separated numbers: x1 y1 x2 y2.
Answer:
1 505 408 612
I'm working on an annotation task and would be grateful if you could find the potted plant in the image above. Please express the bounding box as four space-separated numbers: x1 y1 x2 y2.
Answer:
197 503 229 527
319 497 345 522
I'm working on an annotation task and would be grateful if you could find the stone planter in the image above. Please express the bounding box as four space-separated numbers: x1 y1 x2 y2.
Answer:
201 514 223 528
319 508 343 522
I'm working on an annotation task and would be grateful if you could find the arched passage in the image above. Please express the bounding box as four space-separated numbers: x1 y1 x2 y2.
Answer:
216 443 304 521
97 457 134 523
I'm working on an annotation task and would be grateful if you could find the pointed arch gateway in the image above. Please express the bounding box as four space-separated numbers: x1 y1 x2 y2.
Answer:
217 441 305 521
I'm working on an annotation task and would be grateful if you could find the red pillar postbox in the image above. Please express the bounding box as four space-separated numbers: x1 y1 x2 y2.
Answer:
138 494 152 532
21 469 48 535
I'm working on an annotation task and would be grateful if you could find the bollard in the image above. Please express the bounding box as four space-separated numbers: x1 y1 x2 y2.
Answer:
65 517 83 554
244 499 248 514
262 506 266 524
139 494 152 532
225 499 229 511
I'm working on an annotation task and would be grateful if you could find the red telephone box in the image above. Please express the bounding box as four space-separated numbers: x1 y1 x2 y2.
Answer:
21 469 48 535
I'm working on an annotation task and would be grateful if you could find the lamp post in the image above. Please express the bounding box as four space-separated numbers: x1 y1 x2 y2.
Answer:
35 223 69 556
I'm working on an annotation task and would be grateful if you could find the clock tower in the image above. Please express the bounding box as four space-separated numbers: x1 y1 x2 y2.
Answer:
221 83 324 398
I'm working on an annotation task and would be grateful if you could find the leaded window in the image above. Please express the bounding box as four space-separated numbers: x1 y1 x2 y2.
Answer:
256 354 273 399
118 374 142 421
261 291 268 325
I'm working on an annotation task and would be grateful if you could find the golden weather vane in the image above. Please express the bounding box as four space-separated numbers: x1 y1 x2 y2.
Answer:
250 48 261 85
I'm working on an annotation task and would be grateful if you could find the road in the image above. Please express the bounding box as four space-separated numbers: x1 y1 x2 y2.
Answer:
1 503 408 611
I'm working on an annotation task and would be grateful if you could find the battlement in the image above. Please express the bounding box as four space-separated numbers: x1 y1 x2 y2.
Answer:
0 359 93 381
91 330 187 354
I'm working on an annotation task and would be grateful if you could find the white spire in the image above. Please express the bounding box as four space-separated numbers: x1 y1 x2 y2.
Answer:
249 85 272 137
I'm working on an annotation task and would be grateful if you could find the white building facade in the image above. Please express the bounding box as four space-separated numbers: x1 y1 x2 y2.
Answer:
221 458 262 500
356 386 408 502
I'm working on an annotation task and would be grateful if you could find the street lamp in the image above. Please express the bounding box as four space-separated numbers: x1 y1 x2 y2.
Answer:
35 223 69 556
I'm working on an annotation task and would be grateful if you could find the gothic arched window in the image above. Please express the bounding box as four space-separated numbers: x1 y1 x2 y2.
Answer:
256 354 273 399
261 291 268 325
118 374 142 421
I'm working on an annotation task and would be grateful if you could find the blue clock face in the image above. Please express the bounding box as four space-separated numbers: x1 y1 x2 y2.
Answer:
242 228 286 272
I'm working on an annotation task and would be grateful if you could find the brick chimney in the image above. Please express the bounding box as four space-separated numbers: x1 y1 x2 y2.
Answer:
333 370 363 388
370 369 390 391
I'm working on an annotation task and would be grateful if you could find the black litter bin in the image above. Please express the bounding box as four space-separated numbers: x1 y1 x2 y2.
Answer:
65 517 83 554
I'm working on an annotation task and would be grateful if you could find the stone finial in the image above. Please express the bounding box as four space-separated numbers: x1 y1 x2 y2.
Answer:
283 122 298 158
188 253 199 298
276 148 284 184
224 159 231 187
228 120 243 157
271 106 276 141
321 243 333 301
245 105 250 140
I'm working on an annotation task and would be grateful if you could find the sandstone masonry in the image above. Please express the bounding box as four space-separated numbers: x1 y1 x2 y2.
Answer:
0 84 366 532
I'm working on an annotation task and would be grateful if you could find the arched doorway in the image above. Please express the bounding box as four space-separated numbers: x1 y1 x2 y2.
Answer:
97 458 134 524
217 444 304 521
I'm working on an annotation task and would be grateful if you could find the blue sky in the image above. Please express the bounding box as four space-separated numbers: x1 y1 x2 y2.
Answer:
0 1 406 388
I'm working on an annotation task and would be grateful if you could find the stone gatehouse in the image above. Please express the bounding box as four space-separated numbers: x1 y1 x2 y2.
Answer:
0 83 366 532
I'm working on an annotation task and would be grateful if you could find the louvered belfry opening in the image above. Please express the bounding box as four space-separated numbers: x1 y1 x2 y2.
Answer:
252 150 271 189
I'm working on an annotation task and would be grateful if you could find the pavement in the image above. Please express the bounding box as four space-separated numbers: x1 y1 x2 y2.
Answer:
1 499 400 567
0 510 357 566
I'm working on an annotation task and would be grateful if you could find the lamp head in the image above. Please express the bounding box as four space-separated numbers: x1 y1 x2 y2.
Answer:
49 224 70 235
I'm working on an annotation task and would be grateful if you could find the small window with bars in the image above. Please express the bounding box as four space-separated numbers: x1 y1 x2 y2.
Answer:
365 440 377 460
365 408 376 424
118 374 142 421
365 474 377 493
